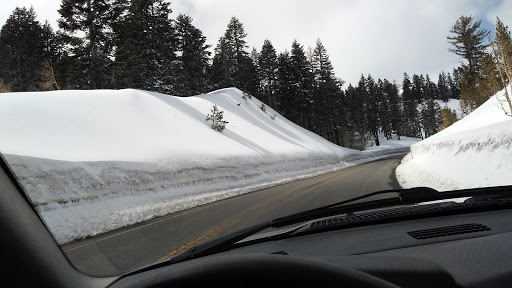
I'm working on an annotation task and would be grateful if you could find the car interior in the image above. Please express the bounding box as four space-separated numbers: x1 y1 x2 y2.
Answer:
2 153 512 287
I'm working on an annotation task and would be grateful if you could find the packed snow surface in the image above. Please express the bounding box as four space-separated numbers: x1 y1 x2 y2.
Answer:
397 87 512 191
0 88 415 244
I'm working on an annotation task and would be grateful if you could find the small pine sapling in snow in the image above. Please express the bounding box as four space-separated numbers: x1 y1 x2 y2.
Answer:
206 104 229 132
243 91 252 100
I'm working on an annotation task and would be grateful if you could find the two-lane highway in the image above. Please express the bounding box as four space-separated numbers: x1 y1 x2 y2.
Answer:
63 156 403 276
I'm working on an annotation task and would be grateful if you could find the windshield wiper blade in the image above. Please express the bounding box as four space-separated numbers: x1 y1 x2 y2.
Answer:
162 186 512 266
271 186 512 228
163 187 439 265
270 187 439 228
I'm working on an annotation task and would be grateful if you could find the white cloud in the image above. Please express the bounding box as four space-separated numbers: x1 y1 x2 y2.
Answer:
171 0 492 85
487 0 512 29
1 0 506 86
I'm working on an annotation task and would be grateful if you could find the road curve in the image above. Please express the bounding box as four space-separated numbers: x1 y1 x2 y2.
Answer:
63 156 403 276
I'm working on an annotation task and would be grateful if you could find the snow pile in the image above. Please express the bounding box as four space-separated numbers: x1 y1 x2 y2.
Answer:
0 88 414 243
397 88 512 191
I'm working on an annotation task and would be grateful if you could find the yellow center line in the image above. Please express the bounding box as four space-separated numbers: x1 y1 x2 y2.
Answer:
157 164 370 261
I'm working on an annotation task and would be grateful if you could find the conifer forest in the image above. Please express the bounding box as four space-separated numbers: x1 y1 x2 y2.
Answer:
1 1 510 150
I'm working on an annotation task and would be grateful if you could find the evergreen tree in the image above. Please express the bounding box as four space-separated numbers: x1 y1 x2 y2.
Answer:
378 79 393 140
289 40 314 129
274 51 293 118
402 73 421 138
40 21 64 90
420 98 443 138
210 17 257 95
411 74 425 104
58 0 116 89
346 76 369 149
0 7 47 91
386 80 403 139
424 75 438 100
173 14 210 96
475 53 502 98
310 39 344 144
366 75 380 146
447 16 490 81
206 104 228 132
447 15 491 114
258 39 278 108
437 71 450 102
114 0 175 93
450 68 462 99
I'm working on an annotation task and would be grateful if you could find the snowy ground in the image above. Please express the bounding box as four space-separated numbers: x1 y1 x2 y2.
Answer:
397 87 512 191
1 88 417 244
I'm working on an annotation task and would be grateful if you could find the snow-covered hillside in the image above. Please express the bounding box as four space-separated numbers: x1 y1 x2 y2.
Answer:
0 88 415 243
397 88 512 191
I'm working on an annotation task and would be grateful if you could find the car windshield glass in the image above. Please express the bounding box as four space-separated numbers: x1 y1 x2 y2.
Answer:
1 0 511 277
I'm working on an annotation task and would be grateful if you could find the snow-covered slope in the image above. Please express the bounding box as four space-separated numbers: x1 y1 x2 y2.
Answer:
396 88 512 191
0 88 415 243
1 88 352 162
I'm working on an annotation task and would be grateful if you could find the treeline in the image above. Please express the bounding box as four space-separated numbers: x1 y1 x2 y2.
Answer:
2 2 509 150
447 15 512 116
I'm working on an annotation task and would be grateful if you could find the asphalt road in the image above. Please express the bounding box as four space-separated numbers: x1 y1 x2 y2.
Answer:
62 155 403 276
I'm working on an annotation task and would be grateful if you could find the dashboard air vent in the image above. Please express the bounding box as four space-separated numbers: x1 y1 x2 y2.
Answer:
407 223 490 240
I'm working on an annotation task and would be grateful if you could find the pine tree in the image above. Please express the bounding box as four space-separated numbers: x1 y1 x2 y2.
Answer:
402 73 421 138
289 40 314 129
346 76 369 150
450 68 462 99
420 98 443 138
58 0 116 89
206 104 228 132
378 79 393 140
386 80 403 139
447 16 490 81
173 14 211 96
411 74 425 104
258 39 278 108
424 75 438 100
437 72 450 102
447 15 491 114
310 39 344 144
366 75 380 146
476 53 502 98
210 17 257 95
0 7 47 91
274 51 293 118
114 0 175 93
40 21 62 90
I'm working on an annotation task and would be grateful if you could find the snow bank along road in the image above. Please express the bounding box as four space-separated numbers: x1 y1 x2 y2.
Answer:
396 87 512 191
62 156 402 276
1 88 416 245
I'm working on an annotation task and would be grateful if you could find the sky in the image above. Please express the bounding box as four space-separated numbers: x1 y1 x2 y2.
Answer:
1 0 511 87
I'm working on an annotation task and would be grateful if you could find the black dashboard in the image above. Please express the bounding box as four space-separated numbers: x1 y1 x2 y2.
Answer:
112 209 512 287
2 157 512 288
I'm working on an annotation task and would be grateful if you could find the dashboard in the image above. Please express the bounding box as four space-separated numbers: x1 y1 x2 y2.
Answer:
112 209 512 287
2 158 511 288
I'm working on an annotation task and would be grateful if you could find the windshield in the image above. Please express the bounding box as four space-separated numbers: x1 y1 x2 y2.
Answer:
1 0 511 277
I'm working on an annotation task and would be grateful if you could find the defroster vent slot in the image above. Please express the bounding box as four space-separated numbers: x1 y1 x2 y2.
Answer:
407 223 491 240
